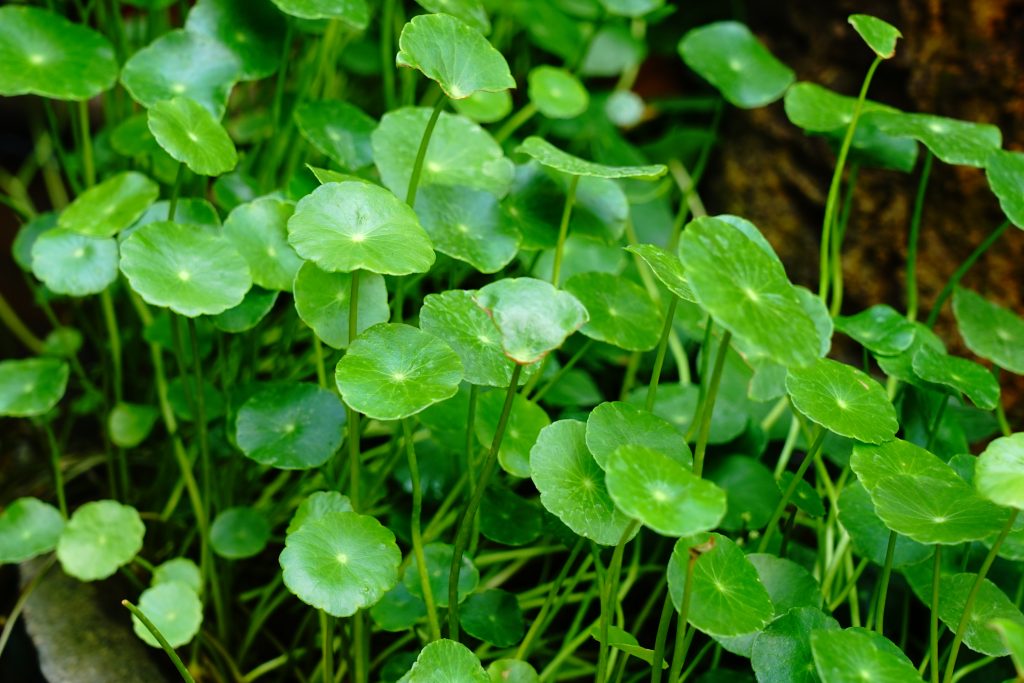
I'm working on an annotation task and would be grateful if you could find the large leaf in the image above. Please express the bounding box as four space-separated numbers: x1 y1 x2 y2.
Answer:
397 639 490 683
865 111 1000 167
293 262 390 349
585 401 691 469
0 358 69 417
986 149 1024 227
414 184 520 273
294 100 376 170
910 345 999 410
185 0 284 80
810 628 919 682
132 582 203 649
222 197 303 291
31 230 118 296
564 272 662 351
937 573 1024 656
952 287 1024 374
838 482 932 567
147 96 238 176
236 382 346 469
56 500 145 581
269 0 368 27
58 172 159 238
515 136 667 179
527 66 589 119
751 607 840 683
835 304 916 356
976 433 1024 509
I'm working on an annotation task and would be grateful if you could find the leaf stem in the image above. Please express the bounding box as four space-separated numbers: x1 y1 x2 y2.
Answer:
0 289 44 354
320 610 333 683
930 546 942 683
405 96 446 207
531 339 592 403
646 297 679 412
874 531 898 634
121 599 196 683
650 590 674 683
464 384 478 497
667 549 698 683
42 420 67 518
77 98 95 188
925 219 1011 328
828 162 860 316
550 174 580 285
168 163 185 221
515 539 585 660
448 363 523 640
905 150 934 321
597 519 640 683
692 330 731 477
101 287 128 498
493 102 537 144
404 418 441 641
759 427 827 552
380 0 397 110
346 269 361 510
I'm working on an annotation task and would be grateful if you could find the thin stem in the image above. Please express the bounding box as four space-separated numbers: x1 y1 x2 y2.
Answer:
650 591 674 683
101 288 128 498
667 550 698 683
0 555 55 661
168 163 185 221
828 162 860 317
531 339 592 403
692 330 731 477
827 557 870 611
925 398 948 452
320 611 333 683
404 419 441 641
685 319 714 442
405 96 446 207
448 364 523 640
925 219 1011 328
875 531 898 634
942 509 1020 683
515 539 585 660
122 600 196 683
905 150 934 321
818 56 883 302
380 0 397 110
41 99 81 195
550 175 580 285
187 318 211 527
77 99 95 187
347 269 362 510
313 335 327 388
931 546 942 683
759 428 827 552
646 297 679 412
597 520 640 683
42 421 67 518
493 102 538 144
465 384 479 497
0 290 43 354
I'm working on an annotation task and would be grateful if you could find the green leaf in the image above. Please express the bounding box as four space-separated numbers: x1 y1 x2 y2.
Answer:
31 229 118 296
515 137 667 180
779 471 826 518
131 582 203 648
223 198 303 291
811 628 919 682
952 287 1024 374
287 491 353 534
864 111 1000 167
580 25 645 78
210 507 270 559
564 272 662 351
479 486 542 546
108 402 159 448
875 323 946 386
58 172 159 238
133 198 221 232
398 639 490 683
626 382 748 445
335 323 463 420
585 401 691 469
751 607 840 683
848 14 902 59
838 482 932 567
295 100 376 170
288 181 435 275
626 243 695 302
280 510 401 617
986 149 1024 227
236 382 346 469
0 358 69 417
404 542 478 607
605 444 726 536
451 89 511 123
990 618 1024 677
414 184 521 273
293 262 390 349
56 500 145 581
835 304 916 356
668 533 774 636
851 438 963 491
0 6 118 100
911 345 999 410
121 30 241 117
785 358 898 443
588 623 662 666
475 391 550 477
598 0 663 17
185 0 284 80
459 589 524 647
976 433 1024 509
748 554 824 612
707 456 781 532
680 216 819 368
678 21 795 108
487 660 539 683
527 66 589 119
372 107 514 199
152 558 201 592
784 82 894 133
420 290 521 387
120 221 252 317
12 212 57 272
938 573 1024 656
0 498 64 564
473 278 588 364
370 583 427 632
530 420 635 545
212 288 278 333
147 96 238 176
396 13 513 99
269 0 368 27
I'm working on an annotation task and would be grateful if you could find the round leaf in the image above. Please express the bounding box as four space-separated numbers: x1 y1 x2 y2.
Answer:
213 287 278 333
0 498 64 564
849 14 902 59
236 382 346 469
147 96 238 176
152 558 201 592
515 136 667 180
564 272 661 351
952 287 1024 374
335 323 463 421
473 278 589 364
865 111 1000 167
293 262 390 349
269 0 369 26
287 491 353 534
404 542 478 608
0 6 117 100
414 0 490 34
56 500 145 581
132 582 203 648
784 82 894 133
786 358 898 443
295 100 376 170
835 304 916 356
937 573 1024 656
396 13 513 99
605 444 726 536
58 172 159 238
398 639 489 683
120 221 252 317
223 198 303 291
986 149 1024 228
211 507 270 559
837 482 932 567
451 89 512 123
185 0 284 80
976 433 1024 509
751 607 840 683
479 486 542 546
288 181 434 275
911 345 999 410
810 628 919 682
279 510 401 617
475 391 550 477
527 66 589 119
707 456 781 532
31 229 118 296
108 402 160 448
585 401 691 469
678 21 795 108
460 589 525 647
0 358 69 417
370 583 427 632
487 660 539 683
415 184 521 273
851 438 965 492
626 243 695 302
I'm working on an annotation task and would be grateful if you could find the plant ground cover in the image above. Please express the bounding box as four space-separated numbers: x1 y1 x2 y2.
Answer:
1 2 1024 683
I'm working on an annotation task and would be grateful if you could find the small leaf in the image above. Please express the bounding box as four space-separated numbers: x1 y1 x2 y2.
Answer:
976 433 1024 509
707 456 781 532
212 288 278 333
56 500 145 581
838 482 932 567
58 172 159 238
108 402 159 448
487 660 539 683
459 589 524 647
398 639 490 683
287 491 353 534
0 358 69 417
785 358 898 443
986 149 1024 227
990 618 1024 677
751 607 840 683
626 243 695 302
147 96 238 176
12 213 57 272
451 89 512 123
131 582 203 648
211 507 270 559
515 136 667 180
269 0 369 27
335 323 463 421
475 391 550 477
527 66 589 119
119 221 252 317
479 487 542 546
678 21 795 108
152 558 201 592
280 510 401 617
835 304 916 356
396 13 513 99
293 262 390 349
295 100 376 170
288 181 435 275
864 111 1000 167
952 287 1024 374
585 401 691 469
0 498 64 564
848 14 902 59
784 82 894 133
30 229 118 296
414 184 521 273
223 198 303 291
598 0 663 17
937 573 1024 656
911 345 999 410
778 471 825 518
564 272 662 351
403 543 478 607
236 382 346 469
185 0 285 81
810 628 919 682
370 583 427 632
851 438 964 492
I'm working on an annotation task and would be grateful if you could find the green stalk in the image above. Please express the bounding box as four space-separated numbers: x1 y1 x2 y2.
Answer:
313 335 327 388
759 428 827 552
100 288 128 497
905 150 934 321
448 363 523 640
685 319 714 442
347 269 362 509
405 96 446 207
925 219 1011 328
942 509 1020 683
0 290 43 354
827 557 870 611
42 421 67 518
930 546 942 683
320 610 333 683
380 0 397 110
41 99 81 195
531 339 592 403
404 419 441 641
515 539 585 660
874 531 898 634
597 520 640 683
493 102 537 144
465 384 479 495
187 318 212 526
692 330 731 477
168 163 185 221
828 162 860 317
646 297 679 412
550 174 580 285
818 56 883 302
77 99 95 188
650 591 674 683
667 550 698 683
122 600 196 683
